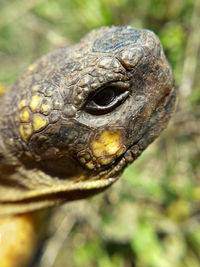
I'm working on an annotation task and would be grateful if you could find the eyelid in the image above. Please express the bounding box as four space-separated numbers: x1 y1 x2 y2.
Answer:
87 81 130 101
84 81 130 115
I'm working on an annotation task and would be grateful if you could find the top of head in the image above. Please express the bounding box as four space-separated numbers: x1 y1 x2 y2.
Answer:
0 26 175 215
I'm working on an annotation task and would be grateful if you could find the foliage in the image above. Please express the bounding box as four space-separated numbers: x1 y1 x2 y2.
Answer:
0 0 199 266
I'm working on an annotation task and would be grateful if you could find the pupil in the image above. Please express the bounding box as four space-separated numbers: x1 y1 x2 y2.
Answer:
93 88 115 106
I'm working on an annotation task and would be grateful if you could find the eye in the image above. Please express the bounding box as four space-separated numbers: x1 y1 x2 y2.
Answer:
93 87 115 106
85 82 130 115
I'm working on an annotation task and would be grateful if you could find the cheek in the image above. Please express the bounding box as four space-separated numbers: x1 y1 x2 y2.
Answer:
91 130 126 165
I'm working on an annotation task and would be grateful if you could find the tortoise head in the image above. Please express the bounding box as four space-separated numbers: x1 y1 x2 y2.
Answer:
0 26 175 215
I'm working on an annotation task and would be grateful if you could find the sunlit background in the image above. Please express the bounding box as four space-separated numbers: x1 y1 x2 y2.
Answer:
0 0 199 266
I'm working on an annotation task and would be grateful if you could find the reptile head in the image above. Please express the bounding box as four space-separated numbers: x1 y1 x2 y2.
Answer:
0 26 175 215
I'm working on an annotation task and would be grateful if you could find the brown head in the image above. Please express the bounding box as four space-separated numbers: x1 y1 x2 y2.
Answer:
0 26 175 215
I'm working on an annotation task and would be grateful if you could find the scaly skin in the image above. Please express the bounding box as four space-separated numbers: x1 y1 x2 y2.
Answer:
0 26 175 266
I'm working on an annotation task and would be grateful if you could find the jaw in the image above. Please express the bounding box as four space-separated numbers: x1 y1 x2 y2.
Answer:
95 84 176 182
0 85 175 216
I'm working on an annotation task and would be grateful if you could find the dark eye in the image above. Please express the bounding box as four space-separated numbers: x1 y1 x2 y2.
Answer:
93 88 115 106
85 82 130 115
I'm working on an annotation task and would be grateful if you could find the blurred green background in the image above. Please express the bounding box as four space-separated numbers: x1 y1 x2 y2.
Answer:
0 0 199 266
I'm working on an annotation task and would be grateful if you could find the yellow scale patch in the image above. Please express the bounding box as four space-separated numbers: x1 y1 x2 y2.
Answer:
30 95 41 112
0 85 5 97
18 99 26 110
85 161 95 170
28 63 37 71
31 85 40 92
91 131 123 165
33 114 47 132
19 109 30 122
40 103 50 114
19 124 32 142
98 157 114 165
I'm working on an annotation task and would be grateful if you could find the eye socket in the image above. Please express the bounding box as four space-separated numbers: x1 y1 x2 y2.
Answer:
84 82 130 115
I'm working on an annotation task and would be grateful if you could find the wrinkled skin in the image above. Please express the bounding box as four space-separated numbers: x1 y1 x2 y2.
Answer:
0 26 175 215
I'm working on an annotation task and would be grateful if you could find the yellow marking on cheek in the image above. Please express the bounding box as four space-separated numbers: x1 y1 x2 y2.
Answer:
85 161 95 170
33 115 47 132
19 124 32 142
19 109 30 122
99 157 113 165
92 131 122 158
40 103 50 114
18 99 26 110
30 95 41 112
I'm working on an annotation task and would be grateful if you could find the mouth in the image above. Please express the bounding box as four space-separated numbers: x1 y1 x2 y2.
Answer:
1 87 175 215
95 86 176 184
0 140 140 216
93 136 142 185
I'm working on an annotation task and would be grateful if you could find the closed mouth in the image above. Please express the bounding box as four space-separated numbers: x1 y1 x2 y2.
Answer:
97 86 176 184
